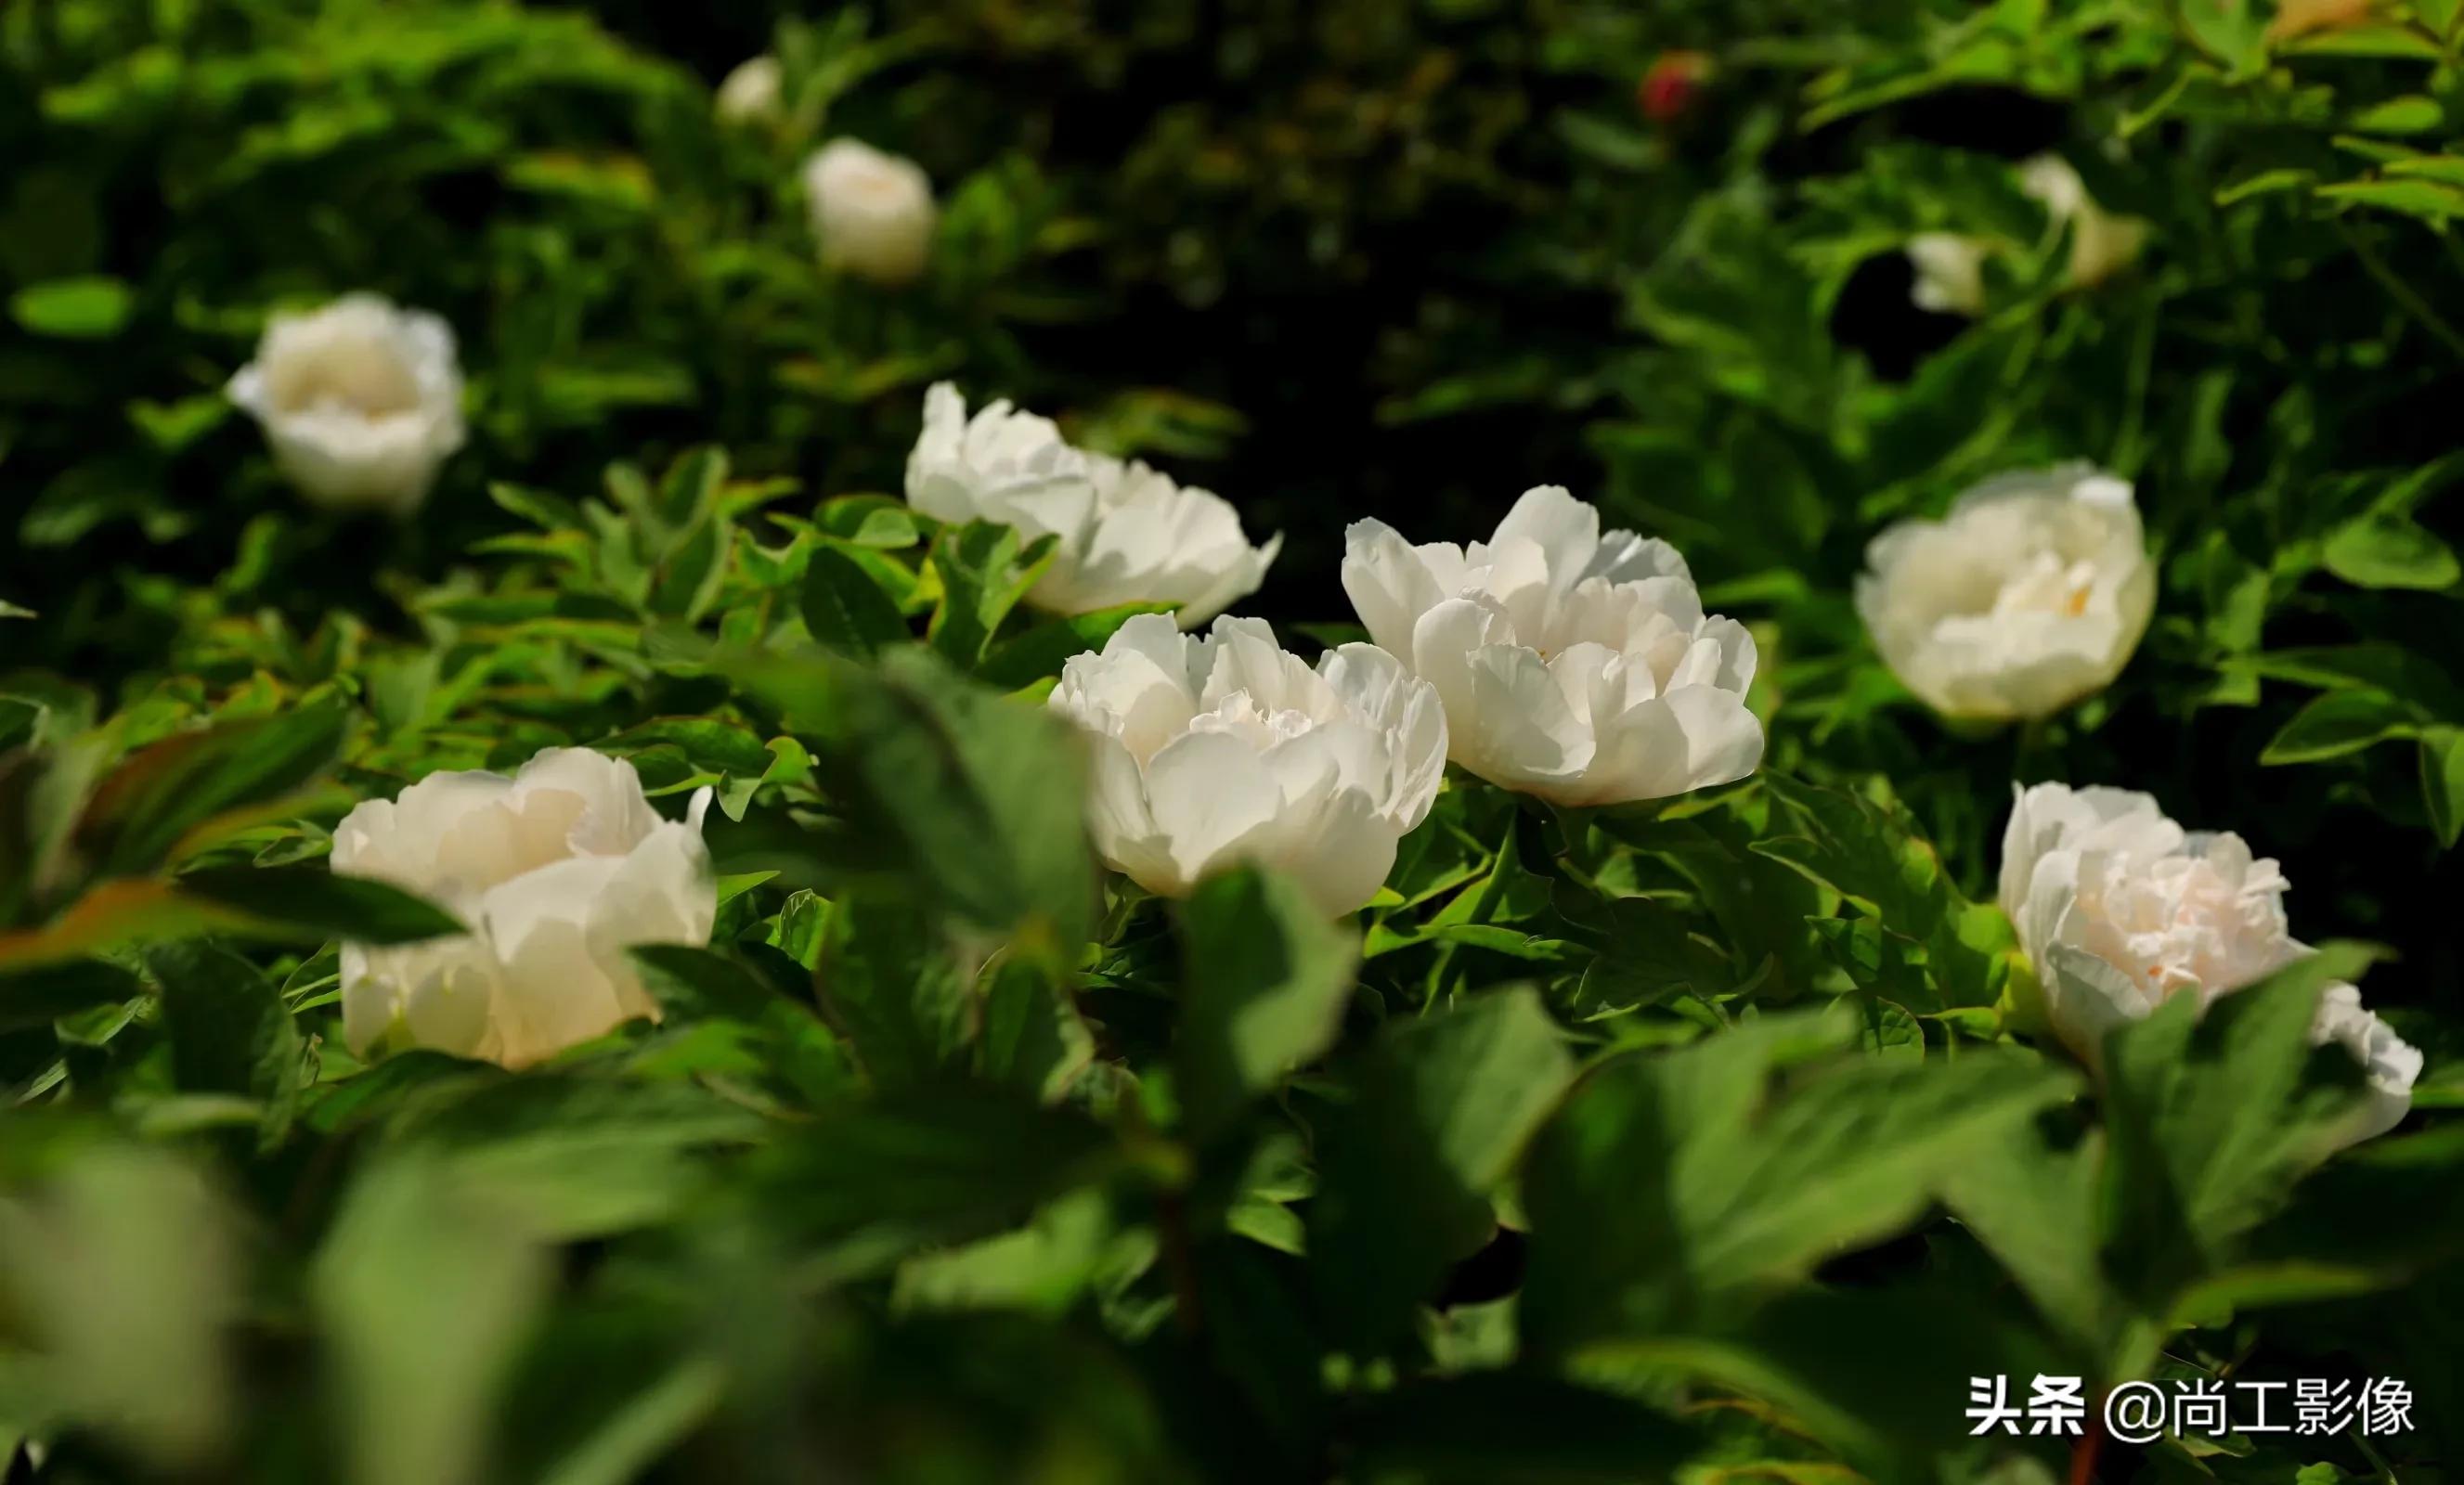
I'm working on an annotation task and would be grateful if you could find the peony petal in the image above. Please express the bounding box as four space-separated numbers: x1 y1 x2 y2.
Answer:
393 940 499 1063
2314 983 2421 1145
1573 684 1763 806
2043 941 2154 1069
1139 729 1288 889
474 854 636 1067
1271 787 1400 919
1079 730 1182 897
1487 485 1601 588
1410 599 1591 791
1317 642 1447 828
510 747 663 856
1342 519 1449 659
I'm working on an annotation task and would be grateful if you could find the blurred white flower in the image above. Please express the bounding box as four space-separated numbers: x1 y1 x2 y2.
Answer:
2021 154 2149 291
716 55 785 124
1341 485 1762 807
1901 155 2148 316
1907 233 1989 316
905 382 1280 626
1047 613 1446 916
226 293 465 516
332 748 715 1069
1856 463 2153 722
2313 983 2422 1143
802 138 937 285
2000 781 2418 1141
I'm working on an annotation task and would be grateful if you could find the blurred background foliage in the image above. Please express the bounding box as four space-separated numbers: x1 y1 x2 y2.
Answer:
5 0 2464 1481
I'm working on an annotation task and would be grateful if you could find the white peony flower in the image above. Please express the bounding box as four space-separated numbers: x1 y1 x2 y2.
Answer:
1047 613 1446 917
1907 232 1989 316
1901 155 2148 316
226 293 465 516
331 748 717 1069
2000 781 2419 1141
2020 153 2149 291
1340 485 1762 807
1856 463 2154 722
802 138 937 286
2312 984 2422 1143
716 55 785 124
905 382 1280 626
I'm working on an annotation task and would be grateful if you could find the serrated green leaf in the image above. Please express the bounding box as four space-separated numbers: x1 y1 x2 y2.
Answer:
1174 866 1358 1138
1309 987 1575 1349
801 544 911 661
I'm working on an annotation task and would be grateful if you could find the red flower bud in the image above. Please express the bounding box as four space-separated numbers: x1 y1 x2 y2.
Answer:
1639 50 1712 124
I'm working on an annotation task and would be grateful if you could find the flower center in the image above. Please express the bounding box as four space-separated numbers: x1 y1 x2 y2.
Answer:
269 338 423 419
1187 691 1317 751
1990 550 2097 620
2072 853 2294 1001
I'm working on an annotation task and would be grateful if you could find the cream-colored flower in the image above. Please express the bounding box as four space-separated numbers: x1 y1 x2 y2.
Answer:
331 748 715 1068
802 138 936 285
1902 155 2148 316
226 293 465 515
2000 781 2419 1143
1857 464 2154 722
1907 232 1989 316
905 383 1280 626
2020 154 2149 291
1342 485 1762 807
2312 984 2422 1143
716 55 785 124
1048 614 1446 916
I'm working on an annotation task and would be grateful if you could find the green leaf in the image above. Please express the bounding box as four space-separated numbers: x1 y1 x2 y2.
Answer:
1938 1119 2126 1364
76 703 349 877
315 1156 551 1485
1574 896 1735 1014
0 1148 239 1466
750 1085 1122 1268
2349 95 2445 136
2423 727 2464 848
10 277 133 338
977 953 1096 1103
1308 987 1575 1350
2316 176 2464 222
145 941 304 1142
2260 689 2420 764
1174 866 1359 1138
733 645 1096 949
173 866 463 945
801 543 912 661
2323 510 2460 589
655 446 728 527
378 1074 767 1240
629 943 793 1023
927 522 1059 668
2101 951 2380 1306
647 517 727 621
597 717 773 779
892 1187 1149 1317
1520 1010 2075 1351
1750 773 2013 1009
975 602 1174 688
816 896 977 1087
